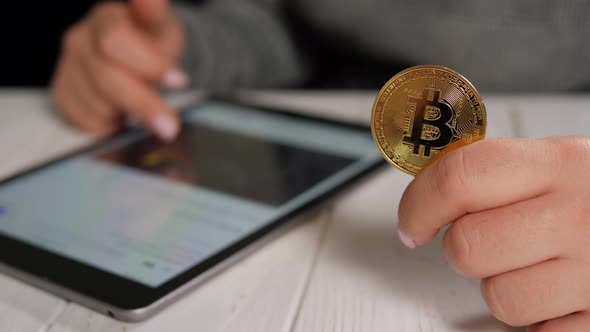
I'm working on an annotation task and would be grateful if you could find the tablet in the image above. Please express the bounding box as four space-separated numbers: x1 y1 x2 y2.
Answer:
0 100 383 321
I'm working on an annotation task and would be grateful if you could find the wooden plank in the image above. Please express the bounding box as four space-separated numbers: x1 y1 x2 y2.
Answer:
509 95 590 138
292 102 519 331
482 96 516 139
0 273 65 332
48 212 328 332
293 171 520 332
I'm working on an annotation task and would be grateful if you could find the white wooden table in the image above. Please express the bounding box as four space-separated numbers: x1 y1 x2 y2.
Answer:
0 90 586 332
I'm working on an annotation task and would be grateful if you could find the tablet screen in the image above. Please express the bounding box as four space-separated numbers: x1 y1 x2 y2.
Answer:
0 103 378 287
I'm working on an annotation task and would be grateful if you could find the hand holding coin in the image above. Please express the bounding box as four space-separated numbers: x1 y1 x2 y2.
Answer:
399 137 590 331
374 66 590 330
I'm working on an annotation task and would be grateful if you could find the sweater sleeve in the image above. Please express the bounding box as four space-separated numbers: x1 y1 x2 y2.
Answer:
172 0 309 92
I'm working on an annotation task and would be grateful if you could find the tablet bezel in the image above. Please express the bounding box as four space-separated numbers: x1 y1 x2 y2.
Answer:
0 99 385 320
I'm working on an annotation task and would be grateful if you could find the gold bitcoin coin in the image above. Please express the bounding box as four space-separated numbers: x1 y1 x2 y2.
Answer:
371 65 487 176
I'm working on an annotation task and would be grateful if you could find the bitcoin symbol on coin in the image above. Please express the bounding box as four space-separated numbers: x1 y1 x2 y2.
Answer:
371 65 487 176
403 88 454 157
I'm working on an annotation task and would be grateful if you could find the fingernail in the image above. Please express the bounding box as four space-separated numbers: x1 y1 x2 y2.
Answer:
152 114 179 141
397 228 416 249
162 68 189 90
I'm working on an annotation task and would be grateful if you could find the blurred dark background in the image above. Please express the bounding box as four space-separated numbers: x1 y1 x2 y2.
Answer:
3 1 404 88
2 2 97 86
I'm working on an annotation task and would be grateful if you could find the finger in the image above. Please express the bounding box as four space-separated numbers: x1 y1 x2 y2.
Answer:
56 25 122 129
78 39 179 141
528 312 590 332
481 258 590 327
51 58 119 135
74 23 179 140
91 11 180 85
52 77 115 136
443 193 572 278
398 138 562 247
130 0 172 30
65 58 121 126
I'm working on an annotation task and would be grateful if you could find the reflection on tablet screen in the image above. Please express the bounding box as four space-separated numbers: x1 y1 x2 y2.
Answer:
0 103 378 287
96 120 356 206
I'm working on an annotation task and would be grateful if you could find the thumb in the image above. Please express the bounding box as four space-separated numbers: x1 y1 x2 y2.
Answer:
130 0 172 29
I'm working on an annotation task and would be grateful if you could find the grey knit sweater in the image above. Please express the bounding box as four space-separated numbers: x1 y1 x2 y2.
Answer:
174 0 590 92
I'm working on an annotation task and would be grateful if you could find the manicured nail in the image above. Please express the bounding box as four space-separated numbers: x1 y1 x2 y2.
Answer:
152 114 179 141
397 228 416 249
162 68 189 90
